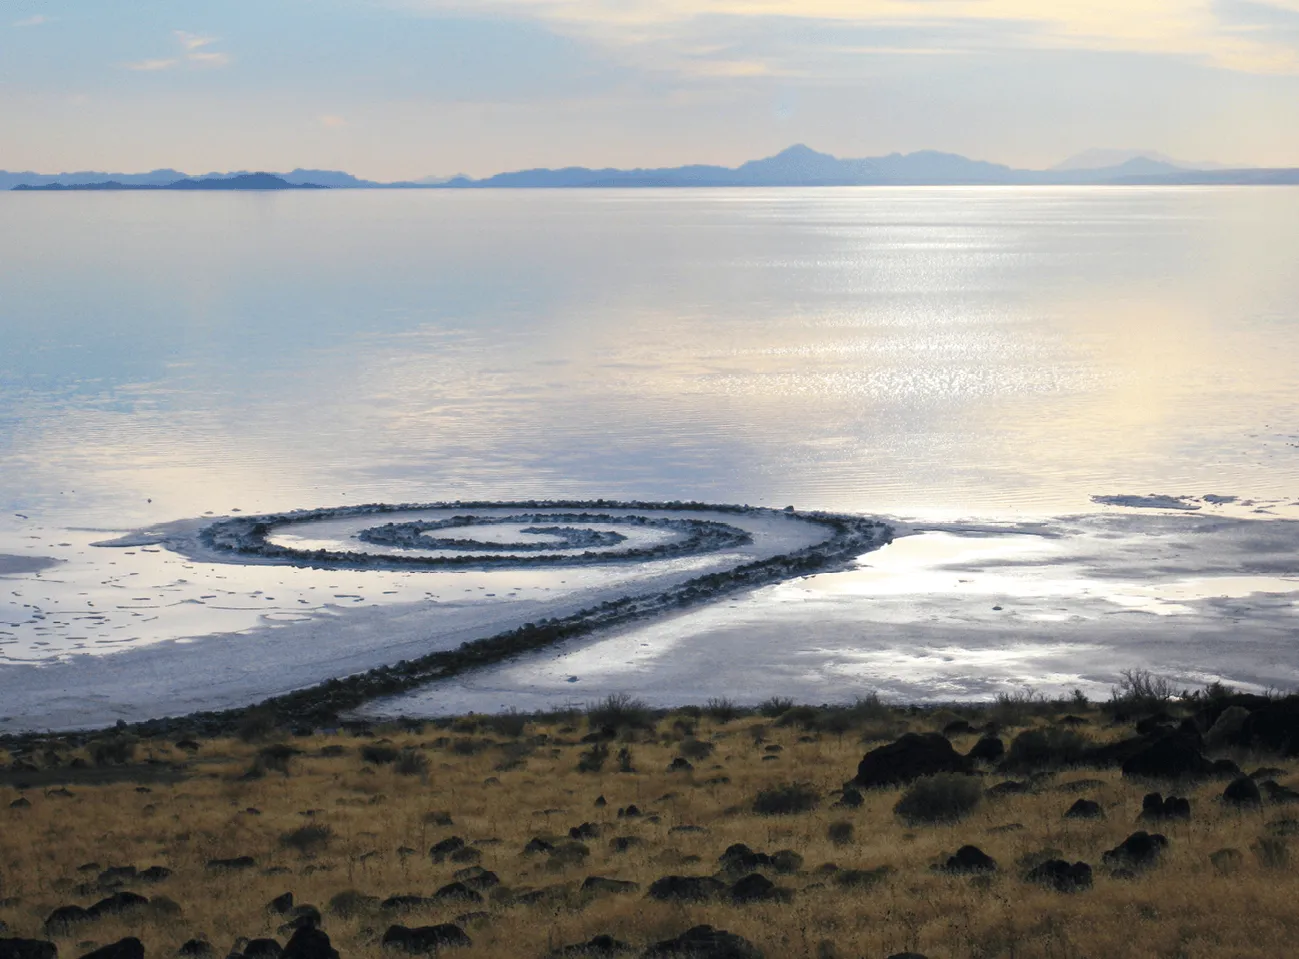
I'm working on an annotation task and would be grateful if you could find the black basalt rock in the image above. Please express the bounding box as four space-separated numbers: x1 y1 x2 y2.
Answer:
381 925 472 953
1064 799 1104 820
646 876 727 903
1223 776 1263 808
1024 859 1093 892
852 733 975 789
1102 831 1168 869
938 845 997 874
78 940 143 959
0 940 58 959
641 925 763 959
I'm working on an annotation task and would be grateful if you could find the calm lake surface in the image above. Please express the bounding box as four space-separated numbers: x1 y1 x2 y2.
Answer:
2 187 1299 723
3 187 1298 527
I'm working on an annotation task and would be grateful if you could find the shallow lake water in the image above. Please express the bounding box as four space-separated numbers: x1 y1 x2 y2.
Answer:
1 187 1297 727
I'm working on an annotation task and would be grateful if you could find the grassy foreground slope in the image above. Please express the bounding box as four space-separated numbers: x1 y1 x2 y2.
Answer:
2 686 1299 959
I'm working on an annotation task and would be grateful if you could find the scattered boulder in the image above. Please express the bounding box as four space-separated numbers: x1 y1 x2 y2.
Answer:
641 925 763 959
177 942 213 959
452 867 499 892
1064 799 1104 820
44 906 92 935
1261 780 1299 804
986 781 1030 798
1223 777 1263 808
729 874 789 903
381 925 472 953
1121 738 1213 781
431 883 482 905
718 845 771 875
1102 832 1168 870
834 788 863 809
581 877 639 897
206 857 256 872
522 838 554 856
87 893 149 919
943 720 977 737
282 928 338 959
553 935 632 957
428 837 466 863
380 896 435 913
1204 706 1252 751
1234 698 1299 755
646 876 727 903
243 940 283 959
852 734 974 788
78 939 143 959
569 823 601 840
267 894 294 916
0 940 58 959
938 846 996 874
1139 793 1191 821
1024 860 1092 892
137 867 171 883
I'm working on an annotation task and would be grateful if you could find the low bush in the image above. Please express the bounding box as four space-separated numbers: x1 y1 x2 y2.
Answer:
257 743 300 774
753 782 819 815
360 744 400 765
587 693 653 731
88 736 135 766
394 749 429 776
678 738 716 761
577 742 608 773
894 774 982 825
1003 727 1088 772
705 697 742 723
758 697 795 718
281 824 332 854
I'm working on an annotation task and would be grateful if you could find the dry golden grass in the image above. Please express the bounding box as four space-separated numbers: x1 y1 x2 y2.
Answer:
2 706 1298 959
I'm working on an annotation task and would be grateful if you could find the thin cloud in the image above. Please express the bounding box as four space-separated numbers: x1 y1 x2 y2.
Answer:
13 14 47 27
189 50 232 66
320 114 347 127
175 31 217 51
125 58 180 71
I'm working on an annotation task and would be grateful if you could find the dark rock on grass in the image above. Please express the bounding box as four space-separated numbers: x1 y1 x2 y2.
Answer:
137 866 171 883
1223 776 1263 807
1121 739 1213 781
87 892 149 918
244 940 283 959
1250 766 1288 780
428 837 466 863
8 798 31 809
647 876 727 903
618 804 642 818
886 954 929 959
268 893 294 916
943 720 977 737
1102 832 1168 870
770 850 803 874
79 939 144 959
719 844 771 875
0 939 58 959
177 940 214 958
1140 793 1191 821
667 758 694 773
1261 780 1299 803
452 867 500 891
283 927 339 959
1234 697 1299 755
448 847 481 865
730 874 790 903
1024 859 1093 892
966 736 1004 764
432 883 482 905
581 877 639 897
1064 799 1104 820
834 787 863 808
98 866 137 885
853 733 974 789
642 925 763 959
986 780 1030 797
523 838 555 856
547 842 591 869
827 821 854 845
610 836 643 853
381 896 435 913
554 934 633 957
327 890 379 919
206 856 256 872
277 915 321 937
381 925 472 953
938 846 996 874
44 905 93 934
569 822 601 840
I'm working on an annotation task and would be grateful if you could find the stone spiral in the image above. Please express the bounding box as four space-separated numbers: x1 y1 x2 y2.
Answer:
198 502 759 570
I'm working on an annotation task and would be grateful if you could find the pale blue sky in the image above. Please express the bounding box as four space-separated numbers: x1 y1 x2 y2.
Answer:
3 0 1299 179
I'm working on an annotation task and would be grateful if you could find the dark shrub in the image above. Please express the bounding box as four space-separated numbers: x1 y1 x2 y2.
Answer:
237 709 278 743
361 744 400 765
577 743 608 773
894 774 982 825
678 738 716 761
705 698 742 723
758 697 795 718
258 743 301 775
394 750 429 777
775 706 821 729
586 694 652 731
89 736 135 766
1003 728 1087 772
281 824 333 854
827 821 854 846
480 711 527 738
753 783 819 815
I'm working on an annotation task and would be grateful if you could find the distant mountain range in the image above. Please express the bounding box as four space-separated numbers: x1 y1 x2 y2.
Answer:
11 173 327 192
6 146 1298 191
